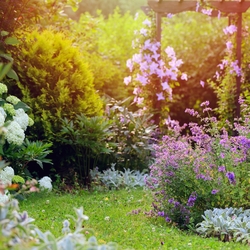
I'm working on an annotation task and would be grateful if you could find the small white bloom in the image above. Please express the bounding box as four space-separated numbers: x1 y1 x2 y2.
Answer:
0 192 9 204
38 176 53 192
0 107 7 119
104 216 110 221
0 83 8 95
13 108 29 131
5 121 25 145
0 166 14 185
0 113 5 127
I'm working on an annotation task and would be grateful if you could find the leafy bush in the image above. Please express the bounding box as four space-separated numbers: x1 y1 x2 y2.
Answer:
58 114 114 187
9 28 103 171
103 97 157 171
148 100 250 229
11 28 103 139
3 139 53 177
196 207 250 244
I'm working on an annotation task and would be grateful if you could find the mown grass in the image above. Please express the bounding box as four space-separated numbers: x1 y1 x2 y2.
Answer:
19 188 249 250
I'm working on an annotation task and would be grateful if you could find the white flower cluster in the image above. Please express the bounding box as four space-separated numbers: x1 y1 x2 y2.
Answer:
0 166 14 186
0 191 9 203
38 176 52 192
5 121 25 146
0 166 15 204
0 83 34 146
13 108 29 131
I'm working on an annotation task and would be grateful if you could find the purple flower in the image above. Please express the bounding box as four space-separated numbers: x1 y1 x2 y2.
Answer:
165 216 171 222
156 92 165 101
226 172 236 184
211 189 219 194
223 25 237 35
218 165 226 172
240 136 250 149
174 201 180 207
168 198 174 204
187 192 197 207
158 211 165 217
200 101 209 107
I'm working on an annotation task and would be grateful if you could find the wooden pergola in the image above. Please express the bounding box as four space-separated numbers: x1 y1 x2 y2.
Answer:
146 0 250 121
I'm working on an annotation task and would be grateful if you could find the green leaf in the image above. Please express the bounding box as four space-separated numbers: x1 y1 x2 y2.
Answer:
4 37 19 45
14 101 31 112
0 53 13 62
6 68 19 80
0 62 12 81
1 31 9 37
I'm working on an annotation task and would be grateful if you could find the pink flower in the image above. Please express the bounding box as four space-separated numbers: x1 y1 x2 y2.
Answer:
181 73 188 81
223 25 237 35
156 92 165 101
124 76 131 85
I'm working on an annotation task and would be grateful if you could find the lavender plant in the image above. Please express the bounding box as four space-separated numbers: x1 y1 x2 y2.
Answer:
148 100 250 229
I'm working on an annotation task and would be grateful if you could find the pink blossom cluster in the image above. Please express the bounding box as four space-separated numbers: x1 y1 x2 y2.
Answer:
124 17 187 106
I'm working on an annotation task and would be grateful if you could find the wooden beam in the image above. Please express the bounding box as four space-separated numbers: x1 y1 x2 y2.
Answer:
148 1 250 14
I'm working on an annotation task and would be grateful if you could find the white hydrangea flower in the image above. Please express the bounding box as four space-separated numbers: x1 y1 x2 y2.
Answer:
13 108 29 131
0 107 7 119
0 83 8 95
38 176 52 192
6 95 21 105
0 166 14 186
5 121 25 146
0 112 5 127
0 191 10 204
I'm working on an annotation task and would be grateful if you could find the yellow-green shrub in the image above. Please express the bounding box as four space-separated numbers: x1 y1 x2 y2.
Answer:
10 28 103 141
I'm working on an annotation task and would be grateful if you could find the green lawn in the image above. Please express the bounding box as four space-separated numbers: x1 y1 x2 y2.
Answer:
19 188 249 250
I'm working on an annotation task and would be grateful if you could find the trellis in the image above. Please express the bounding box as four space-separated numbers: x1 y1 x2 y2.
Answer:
146 0 250 120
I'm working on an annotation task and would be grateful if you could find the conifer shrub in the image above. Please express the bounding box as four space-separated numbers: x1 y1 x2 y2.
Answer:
9 28 103 171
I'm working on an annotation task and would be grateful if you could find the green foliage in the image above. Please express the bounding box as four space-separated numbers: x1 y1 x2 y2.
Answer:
58 114 114 187
10 28 103 141
3 139 53 176
103 97 157 171
0 31 19 82
70 9 145 100
0 0 42 33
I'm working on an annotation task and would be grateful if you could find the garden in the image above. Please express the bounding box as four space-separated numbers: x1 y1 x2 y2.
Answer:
1 0 250 249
